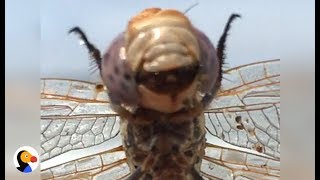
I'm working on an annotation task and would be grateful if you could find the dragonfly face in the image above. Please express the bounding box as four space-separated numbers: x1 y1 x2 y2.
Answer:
91 8 222 114
41 7 280 180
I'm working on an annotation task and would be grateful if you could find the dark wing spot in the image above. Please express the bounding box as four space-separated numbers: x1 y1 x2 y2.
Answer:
255 143 265 153
236 124 245 130
235 116 242 123
95 84 104 91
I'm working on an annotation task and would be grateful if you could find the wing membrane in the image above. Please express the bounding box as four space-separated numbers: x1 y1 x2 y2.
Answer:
41 146 130 180
205 59 280 159
41 78 110 103
202 59 280 179
40 79 124 179
201 143 280 180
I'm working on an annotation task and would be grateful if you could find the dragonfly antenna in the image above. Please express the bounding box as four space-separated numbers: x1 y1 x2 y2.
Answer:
184 2 199 14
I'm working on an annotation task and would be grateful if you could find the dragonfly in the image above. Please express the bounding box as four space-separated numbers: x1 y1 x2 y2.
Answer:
40 8 280 180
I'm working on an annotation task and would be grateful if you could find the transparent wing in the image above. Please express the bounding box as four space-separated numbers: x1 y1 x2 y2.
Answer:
41 146 130 180
201 143 280 180
40 79 130 179
202 59 280 179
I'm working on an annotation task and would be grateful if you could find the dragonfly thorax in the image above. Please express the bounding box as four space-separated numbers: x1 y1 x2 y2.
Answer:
119 106 206 179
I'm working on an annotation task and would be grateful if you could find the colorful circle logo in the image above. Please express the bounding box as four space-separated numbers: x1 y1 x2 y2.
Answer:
13 146 39 173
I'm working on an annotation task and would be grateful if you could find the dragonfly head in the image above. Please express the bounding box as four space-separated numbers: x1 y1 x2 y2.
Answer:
119 8 204 113
99 8 236 114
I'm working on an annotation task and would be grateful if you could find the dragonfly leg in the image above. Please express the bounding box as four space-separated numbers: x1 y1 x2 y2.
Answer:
68 27 102 72
216 13 241 64
201 13 241 107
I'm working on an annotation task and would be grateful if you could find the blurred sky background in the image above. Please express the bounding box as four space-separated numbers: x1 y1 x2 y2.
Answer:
38 0 282 81
6 0 314 179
